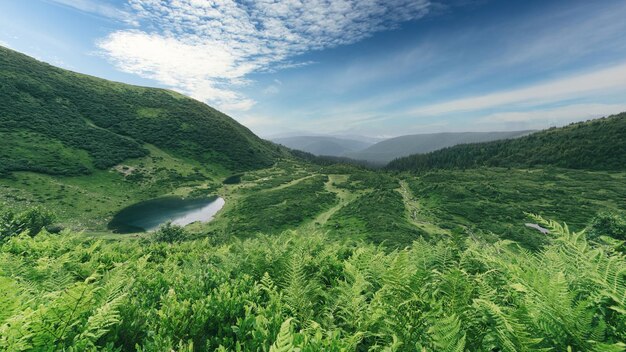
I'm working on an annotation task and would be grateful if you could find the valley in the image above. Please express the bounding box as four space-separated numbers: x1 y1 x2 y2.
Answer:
1 45 626 351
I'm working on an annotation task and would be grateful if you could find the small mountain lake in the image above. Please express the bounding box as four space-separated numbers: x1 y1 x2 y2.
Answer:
108 196 225 233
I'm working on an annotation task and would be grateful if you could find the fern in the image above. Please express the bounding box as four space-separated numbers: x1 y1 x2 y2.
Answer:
282 251 319 323
1 217 625 350
270 318 295 352
427 313 466 352
74 270 131 347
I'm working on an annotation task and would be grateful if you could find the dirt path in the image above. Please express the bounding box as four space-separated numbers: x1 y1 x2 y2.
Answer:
268 174 317 191
302 174 362 230
397 180 450 235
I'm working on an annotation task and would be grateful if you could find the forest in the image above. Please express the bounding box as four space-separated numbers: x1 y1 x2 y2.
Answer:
387 113 626 172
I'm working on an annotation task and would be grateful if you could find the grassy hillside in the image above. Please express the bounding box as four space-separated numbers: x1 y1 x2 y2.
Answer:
346 130 532 164
0 46 281 176
403 167 626 249
387 113 626 171
272 135 373 157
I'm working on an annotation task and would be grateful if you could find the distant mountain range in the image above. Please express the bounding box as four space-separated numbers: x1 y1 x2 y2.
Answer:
387 113 626 172
345 131 534 164
271 136 376 157
274 131 533 165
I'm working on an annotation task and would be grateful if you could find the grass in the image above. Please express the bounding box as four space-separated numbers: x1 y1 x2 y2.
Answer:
404 167 626 248
221 174 337 236
0 144 229 230
3 152 626 250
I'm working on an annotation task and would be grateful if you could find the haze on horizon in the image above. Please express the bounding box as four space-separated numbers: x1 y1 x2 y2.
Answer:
2 0 626 138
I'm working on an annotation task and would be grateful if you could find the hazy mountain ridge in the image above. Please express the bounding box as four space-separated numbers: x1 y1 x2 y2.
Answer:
345 130 534 164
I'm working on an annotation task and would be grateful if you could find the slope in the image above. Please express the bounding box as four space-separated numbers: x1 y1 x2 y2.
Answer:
0 46 281 177
387 113 626 171
345 130 532 164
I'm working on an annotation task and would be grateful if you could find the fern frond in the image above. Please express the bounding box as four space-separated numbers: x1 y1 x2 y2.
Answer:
428 313 466 352
282 251 319 323
270 318 295 352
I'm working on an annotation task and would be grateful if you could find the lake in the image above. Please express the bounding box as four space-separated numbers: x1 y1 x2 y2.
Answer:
107 196 225 233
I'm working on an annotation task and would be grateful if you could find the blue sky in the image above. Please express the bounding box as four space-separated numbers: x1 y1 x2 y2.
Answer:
2 0 626 137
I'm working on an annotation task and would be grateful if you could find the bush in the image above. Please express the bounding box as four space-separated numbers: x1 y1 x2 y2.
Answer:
588 212 626 241
0 206 55 240
152 222 188 243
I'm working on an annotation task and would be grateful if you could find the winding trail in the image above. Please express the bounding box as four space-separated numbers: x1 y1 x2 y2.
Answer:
397 180 450 235
268 174 317 191
303 174 363 230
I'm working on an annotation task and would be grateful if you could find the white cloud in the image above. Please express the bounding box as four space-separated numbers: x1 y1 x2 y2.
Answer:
409 62 626 116
45 0 136 24
263 85 280 96
98 0 432 112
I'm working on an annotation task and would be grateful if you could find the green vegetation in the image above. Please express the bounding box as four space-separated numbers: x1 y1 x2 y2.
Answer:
588 212 626 241
387 113 626 171
324 171 428 247
403 168 626 249
222 175 337 236
1 216 625 351
152 223 189 243
0 46 282 177
1 46 626 350
0 146 226 230
0 205 55 240
325 188 427 246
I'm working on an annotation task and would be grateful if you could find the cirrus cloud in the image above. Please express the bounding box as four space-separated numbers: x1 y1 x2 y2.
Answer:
98 0 432 112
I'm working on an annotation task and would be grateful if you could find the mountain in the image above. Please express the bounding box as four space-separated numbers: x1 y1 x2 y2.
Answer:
328 134 385 144
272 135 375 157
344 130 533 164
0 46 281 177
387 113 626 171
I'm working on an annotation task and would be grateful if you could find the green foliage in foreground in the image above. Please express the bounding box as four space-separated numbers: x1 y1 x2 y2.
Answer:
2 217 625 351
0 205 55 240
387 112 626 172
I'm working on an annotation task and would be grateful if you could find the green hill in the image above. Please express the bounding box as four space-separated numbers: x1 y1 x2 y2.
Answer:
387 113 626 171
0 46 280 177
345 130 532 164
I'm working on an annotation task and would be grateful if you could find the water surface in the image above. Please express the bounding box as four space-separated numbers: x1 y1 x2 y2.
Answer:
108 196 225 233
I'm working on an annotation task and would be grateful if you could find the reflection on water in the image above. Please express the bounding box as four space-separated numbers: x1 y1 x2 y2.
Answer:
108 196 225 233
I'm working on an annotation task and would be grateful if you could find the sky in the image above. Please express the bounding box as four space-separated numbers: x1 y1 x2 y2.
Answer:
1 0 626 138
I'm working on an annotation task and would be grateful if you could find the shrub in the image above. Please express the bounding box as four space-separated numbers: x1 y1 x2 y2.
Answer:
0 206 55 240
588 212 626 241
152 222 188 243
